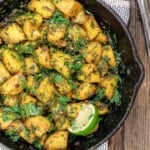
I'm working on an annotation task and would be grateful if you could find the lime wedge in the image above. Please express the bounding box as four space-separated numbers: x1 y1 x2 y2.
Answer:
68 103 99 136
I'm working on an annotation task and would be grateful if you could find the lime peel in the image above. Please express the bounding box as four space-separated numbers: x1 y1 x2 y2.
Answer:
68 103 99 136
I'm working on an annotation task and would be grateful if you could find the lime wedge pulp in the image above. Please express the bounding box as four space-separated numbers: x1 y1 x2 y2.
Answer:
68 103 99 136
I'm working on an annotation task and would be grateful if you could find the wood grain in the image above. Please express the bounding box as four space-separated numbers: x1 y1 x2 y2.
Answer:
109 0 150 150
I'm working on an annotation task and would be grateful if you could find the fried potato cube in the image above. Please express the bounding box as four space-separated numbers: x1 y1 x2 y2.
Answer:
54 75 73 94
95 32 108 44
67 102 84 118
34 46 51 69
23 20 41 41
77 64 101 83
0 61 11 85
68 25 86 42
72 10 87 24
20 93 36 106
93 101 109 115
6 120 24 132
47 24 66 43
28 0 55 18
97 59 109 77
102 45 117 67
0 37 2 45
19 127 36 144
51 52 72 78
0 23 26 44
0 73 25 95
26 75 37 95
83 15 101 40
72 82 96 100
25 56 39 75
3 95 18 107
81 42 102 64
36 77 55 104
25 116 51 137
55 116 70 131
15 12 43 29
2 50 24 74
44 131 68 150
54 0 82 17
100 76 118 99
0 110 17 130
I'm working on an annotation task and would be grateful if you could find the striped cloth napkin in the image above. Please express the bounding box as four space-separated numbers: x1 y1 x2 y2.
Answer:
0 0 130 150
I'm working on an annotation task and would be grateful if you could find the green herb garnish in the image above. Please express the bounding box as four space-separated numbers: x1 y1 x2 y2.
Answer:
110 89 121 105
48 10 71 28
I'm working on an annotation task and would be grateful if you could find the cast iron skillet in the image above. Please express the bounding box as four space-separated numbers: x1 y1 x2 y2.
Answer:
0 0 144 149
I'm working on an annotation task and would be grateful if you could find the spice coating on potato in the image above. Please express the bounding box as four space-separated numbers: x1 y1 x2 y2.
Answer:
0 73 25 95
0 23 26 44
0 61 11 85
44 131 68 150
28 0 55 18
25 116 51 137
36 77 55 104
2 50 24 74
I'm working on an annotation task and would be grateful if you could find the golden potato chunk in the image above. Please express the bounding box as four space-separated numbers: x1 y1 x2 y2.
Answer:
0 73 25 95
0 61 11 85
102 45 117 67
0 23 26 44
54 0 82 17
36 77 55 104
6 120 24 132
67 102 84 118
25 116 51 137
77 64 101 83
2 50 24 74
28 0 55 18
72 82 96 100
47 24 66 43
3 95 18 106
20 93 36 106
98 59 109 77
83 15 101 40
95 32 108 44
55 116 70 131
26 75 37 95
100 76 118 99
34 46 51 69
81 42 102 64
54 74 73 94
44 131 68 150
0 37 2 45
72 10 87 24
15 13 43 29
25 57 39 75
52 51 72 78
94 101 109 115
23 20 41 41
68 25 86 42
19 127 36 144
0 110 17 130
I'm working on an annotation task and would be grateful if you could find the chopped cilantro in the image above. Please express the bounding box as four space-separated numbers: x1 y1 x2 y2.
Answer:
14 43 35 55
48 10 71 28
58 96 70 105
20 103 42 117
5 130 20 142
93 88 105 101
110 89 121 105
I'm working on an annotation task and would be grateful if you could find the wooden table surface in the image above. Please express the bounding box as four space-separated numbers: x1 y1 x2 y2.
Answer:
109 0 150 150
